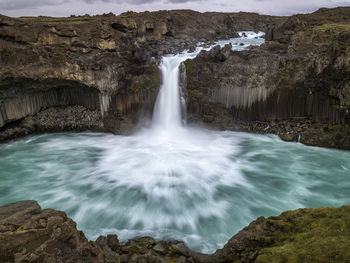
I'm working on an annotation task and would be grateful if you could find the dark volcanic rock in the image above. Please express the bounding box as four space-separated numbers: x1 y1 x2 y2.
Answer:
0 200 105 263
0 10 283 142
1 201 350 262
184 7 350 150
1 8 350 149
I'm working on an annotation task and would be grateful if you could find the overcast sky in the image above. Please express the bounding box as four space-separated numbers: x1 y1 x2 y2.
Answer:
0 0 349 17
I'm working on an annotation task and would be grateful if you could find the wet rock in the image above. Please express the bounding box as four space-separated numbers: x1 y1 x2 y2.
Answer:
184 7 350 150
153 242 166 253
1 201 350 262
96 236 118 259
0 200 105 263
0 10 285 141
188 46 196 53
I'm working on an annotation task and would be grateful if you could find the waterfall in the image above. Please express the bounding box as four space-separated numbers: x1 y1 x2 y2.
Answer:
151 31 265 131
152 56 185 130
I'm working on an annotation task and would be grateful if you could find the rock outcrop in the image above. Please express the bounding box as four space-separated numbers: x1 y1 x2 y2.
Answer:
1 7 349 149
0 10 284 142
184 7 350 150
0 13 161 140
1 200 350 262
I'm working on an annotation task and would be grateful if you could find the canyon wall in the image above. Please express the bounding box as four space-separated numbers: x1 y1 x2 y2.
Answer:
184 7 350 149
0 11 284 141
1 7 349 149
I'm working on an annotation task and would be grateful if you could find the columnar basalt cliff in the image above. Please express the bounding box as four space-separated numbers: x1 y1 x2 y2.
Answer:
0 11 284 142
184 7 350 149
1 201 349 262
0 13 162 140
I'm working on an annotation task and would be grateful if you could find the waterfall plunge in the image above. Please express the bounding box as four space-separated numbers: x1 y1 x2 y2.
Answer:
152 56 185 130
151 31 265 132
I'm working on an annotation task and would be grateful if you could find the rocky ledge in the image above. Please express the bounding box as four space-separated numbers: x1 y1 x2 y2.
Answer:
0 10 283 143
184 7 350 150
1 200 350 263
1 7 350 150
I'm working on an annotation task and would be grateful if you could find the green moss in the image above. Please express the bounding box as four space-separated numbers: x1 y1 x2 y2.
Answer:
189 89 201 98
313 23 350 33
307 23 350 46
19 16 90 24
329 124 342 129
130 82 140 91
184 62 192 73
332 105 348 110
149 63 160 89
15 226 24 232
256 206 350 263
328 124 350 130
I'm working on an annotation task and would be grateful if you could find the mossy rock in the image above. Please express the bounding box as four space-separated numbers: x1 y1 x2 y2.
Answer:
306 23 350 46
189 89 202 98
18 16 90 24
256 206 350 263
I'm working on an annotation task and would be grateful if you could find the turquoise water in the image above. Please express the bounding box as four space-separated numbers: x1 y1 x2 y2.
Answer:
0 129 349 253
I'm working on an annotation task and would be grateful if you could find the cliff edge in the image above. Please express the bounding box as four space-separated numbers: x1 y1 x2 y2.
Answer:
1 200 349 262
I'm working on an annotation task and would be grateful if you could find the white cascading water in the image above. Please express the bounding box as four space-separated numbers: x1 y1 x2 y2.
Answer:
152 31 265 130
152 56 184 129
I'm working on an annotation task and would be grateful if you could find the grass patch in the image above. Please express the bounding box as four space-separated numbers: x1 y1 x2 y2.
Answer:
256 206 350 263
313 23 350 33
306 23 350 46
15 226 24 232
18 16 90 24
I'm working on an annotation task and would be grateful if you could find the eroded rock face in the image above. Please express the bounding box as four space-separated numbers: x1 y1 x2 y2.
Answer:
0 201 105 263
0 201 202 263
184 7 350 150
1 201 350 262
0 11 284 142
0 13 161 140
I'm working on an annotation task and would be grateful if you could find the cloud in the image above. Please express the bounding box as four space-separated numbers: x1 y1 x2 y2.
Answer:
165 0 202 3
0 0 61 10
82 0 155 4
0 0 349 17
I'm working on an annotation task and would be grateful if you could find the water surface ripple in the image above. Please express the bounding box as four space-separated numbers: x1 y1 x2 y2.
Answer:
0 129 349 253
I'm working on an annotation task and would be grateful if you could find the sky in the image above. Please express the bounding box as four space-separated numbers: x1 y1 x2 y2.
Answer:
0 0 349 17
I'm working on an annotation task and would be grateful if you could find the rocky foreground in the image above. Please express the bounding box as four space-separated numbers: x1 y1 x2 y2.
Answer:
1 200 350 263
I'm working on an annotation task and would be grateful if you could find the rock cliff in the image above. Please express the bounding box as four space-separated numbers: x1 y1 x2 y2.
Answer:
0 10 284 142
184 7 350 149
1 200 349 262
0 7 349 148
